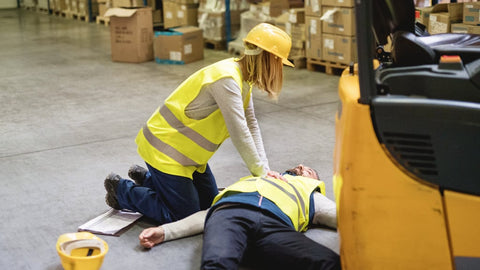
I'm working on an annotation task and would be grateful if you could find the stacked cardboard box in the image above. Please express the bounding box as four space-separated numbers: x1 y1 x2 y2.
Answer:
452 2 480 35
198 0 249 42
274 8 306 60
428 3 463 34
163 0 199 29
227 4 270 56
254 0 304 18
305 0 356 65
416 2 480 35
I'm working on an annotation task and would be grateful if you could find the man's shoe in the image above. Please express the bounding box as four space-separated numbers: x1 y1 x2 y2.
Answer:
104 173 122 210
128 164 148 186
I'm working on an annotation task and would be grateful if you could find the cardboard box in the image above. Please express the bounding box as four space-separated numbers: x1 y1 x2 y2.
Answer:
269 0 303 17
429 12 462 34
431 3 464 20
163 0 199 28
463 2 480 25
112 0 144 8
154 26 204 64
322 33 357 64
288 8 305 24
306 16 322 59
274 10 306 45
451 23 480 34
322 0 354 8
105 7 154 63
152 9 162 24
427 3 464 34
177 0 199 4
321 6 355 36
198 9 242 41
415 6 432 28
305 0 322 17
99 3 109 16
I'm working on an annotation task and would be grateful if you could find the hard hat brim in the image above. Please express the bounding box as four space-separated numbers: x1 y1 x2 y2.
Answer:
283 58 295 67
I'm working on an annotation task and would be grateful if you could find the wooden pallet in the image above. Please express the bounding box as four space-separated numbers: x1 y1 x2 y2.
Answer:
204 39 226 50
23 6 37 11
73 12 90 22
37 7 50 14
52 10 67 17
63 10 75 19
96 16 110 26
306 58 349 75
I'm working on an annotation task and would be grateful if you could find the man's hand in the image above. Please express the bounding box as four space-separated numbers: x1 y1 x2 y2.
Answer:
266 171 288 182
139 226 165 248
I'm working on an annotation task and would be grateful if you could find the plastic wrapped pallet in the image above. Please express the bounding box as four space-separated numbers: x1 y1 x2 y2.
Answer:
227 7 269 56
198 0 249 42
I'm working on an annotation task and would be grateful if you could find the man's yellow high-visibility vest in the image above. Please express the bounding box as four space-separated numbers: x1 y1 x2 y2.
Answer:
212 174 326 232
135 58 252 179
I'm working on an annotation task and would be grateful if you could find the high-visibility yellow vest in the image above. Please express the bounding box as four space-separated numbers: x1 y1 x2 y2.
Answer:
212 174 326 232
135 58 252 179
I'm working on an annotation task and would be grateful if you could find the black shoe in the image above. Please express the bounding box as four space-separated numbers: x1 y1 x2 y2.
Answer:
128 164 148 186
104 173 122 210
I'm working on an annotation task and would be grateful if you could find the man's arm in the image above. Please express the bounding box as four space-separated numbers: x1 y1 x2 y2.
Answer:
311 192 337 229
139 210 208 248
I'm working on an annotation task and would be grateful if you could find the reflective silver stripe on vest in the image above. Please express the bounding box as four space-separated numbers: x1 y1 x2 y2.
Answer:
142 125 200 166
261 177 307 221
159 106 219 152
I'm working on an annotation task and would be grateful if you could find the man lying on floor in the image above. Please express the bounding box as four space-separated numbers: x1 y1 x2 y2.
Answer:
138 164 341 270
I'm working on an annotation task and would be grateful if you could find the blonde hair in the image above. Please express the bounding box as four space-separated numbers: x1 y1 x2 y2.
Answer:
237 42 284 100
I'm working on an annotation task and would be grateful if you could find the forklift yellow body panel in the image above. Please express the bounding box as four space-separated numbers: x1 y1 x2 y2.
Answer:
444 191 480 260
334 68 453 269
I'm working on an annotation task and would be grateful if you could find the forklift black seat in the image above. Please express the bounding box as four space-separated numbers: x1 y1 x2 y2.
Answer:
372 0 480 67
392 31 480 67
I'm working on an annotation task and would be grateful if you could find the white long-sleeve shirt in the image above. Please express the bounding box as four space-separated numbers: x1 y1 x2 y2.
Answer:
161 192 337 242
185 75 269 177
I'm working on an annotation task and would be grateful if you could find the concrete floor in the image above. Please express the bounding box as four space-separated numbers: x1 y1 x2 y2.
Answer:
0 8 341 270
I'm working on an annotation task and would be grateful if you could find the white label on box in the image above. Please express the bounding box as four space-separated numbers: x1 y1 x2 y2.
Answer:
324 39 334 49
313 0 320 13
262 6 269 15
166 11 173 19
178 11 185 18
310 19 318 34
430 15 437 22
184 44 192 55
466 4 473 8
289 13 297 23
170 51 182 61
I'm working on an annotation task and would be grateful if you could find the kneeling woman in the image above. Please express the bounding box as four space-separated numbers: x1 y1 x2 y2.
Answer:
104 23 294 224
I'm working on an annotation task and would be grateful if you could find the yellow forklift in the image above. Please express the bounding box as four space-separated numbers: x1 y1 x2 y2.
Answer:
334 0 480 269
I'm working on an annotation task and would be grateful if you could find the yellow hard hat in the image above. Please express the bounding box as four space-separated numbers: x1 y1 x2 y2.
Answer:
56 232 109 270
244 23 294 67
